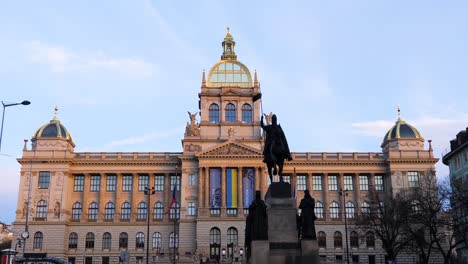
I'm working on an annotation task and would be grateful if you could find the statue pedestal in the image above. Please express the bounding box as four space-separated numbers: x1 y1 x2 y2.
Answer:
249 184 319 264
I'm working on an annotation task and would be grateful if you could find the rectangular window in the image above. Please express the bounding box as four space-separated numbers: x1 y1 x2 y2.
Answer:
359 175 369 191
122 175 133 192
74 175 84 192
171 175 181 191
283 175 291 184
297 175 307 191
313 175 322 191
90 175 101 192
188 202 196 216
375 175 384 191
344 175 353 191
106 175 116 192
38 171 51 189
408 171 419 188
328 175 338 191
188 174 196 186
138 174 149 191
155 175 164 191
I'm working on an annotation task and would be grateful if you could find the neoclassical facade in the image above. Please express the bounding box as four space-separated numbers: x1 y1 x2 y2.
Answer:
12 30 438 264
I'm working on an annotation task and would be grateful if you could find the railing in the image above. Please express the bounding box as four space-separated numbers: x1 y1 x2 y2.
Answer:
74 152 181 161
291 152 385 161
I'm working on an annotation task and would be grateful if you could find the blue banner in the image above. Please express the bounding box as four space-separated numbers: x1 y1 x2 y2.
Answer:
243 168 255 208
210 168 221 208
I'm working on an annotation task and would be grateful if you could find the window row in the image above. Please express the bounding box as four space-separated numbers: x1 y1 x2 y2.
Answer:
68 232 178 250
317 231 375 249
71 201 184 220
293 174 385 192
73 174 185 192
209 103 252 123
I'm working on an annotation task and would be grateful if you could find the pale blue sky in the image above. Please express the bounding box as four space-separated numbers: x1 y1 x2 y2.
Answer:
1 1 467 224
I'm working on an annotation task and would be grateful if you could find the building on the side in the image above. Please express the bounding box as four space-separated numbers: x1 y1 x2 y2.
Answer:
443 127 468 263
12 29 439 264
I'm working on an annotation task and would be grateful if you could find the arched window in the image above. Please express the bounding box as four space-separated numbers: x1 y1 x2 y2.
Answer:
346 201 355 219
209 228 221 260
227 227 238 245
104 202 115 220
102 232 112 249
330 201 340 219
33 232 43 249
318 231 326 248
241 104 252 123
227 227 238 257
136 232 145 249
88 202 98 220
85 232 95 249
169 232 179 248
137 202 147 220
152 232 162 249
169 202 180 220
209 104 220 123
119 232 128 249
153 202 163 220
121 202 131 220
36 200 47 218
361 201 370 214
68 232 78 249
350 231 359 248
72 202 82 220
366 232 375 248
333 231 342 248
225 103 236 122
315 201 324 219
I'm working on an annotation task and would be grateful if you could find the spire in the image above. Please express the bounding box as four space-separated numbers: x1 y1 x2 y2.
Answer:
397 105 402 121
254 69 259 87
202 69 206 87
221 27 237 60
53 105 59 120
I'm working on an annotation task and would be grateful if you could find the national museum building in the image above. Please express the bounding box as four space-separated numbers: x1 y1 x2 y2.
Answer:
12 30 438 264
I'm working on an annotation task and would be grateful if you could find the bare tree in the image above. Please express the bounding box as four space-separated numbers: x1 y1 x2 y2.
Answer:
354 188 412 262
403 175 467 264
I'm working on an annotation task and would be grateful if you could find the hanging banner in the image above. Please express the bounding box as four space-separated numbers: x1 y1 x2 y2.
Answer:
243 168 255 208
210 168 221 208
226 168 238 208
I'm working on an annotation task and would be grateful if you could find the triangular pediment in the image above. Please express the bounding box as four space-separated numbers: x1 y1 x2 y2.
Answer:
221 88 242 96
197 141 262 158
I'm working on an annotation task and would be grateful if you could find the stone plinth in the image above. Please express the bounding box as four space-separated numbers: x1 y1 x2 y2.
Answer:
267 197 298 243
250 240 269 264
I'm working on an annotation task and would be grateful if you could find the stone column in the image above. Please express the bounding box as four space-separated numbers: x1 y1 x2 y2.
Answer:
221 167 226 209
205 168 210 208
198 167 204 208
323 173 328 221
255 167 260 191
238 167 243 212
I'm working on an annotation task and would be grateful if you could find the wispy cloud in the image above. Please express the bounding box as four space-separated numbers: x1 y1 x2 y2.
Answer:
103 126 184 149
23 41 158 78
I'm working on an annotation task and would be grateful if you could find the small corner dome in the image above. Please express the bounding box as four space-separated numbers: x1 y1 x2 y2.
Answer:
381 118 423 147
32 116 73 143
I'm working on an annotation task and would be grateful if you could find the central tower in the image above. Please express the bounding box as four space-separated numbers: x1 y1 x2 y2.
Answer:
184 28 262 153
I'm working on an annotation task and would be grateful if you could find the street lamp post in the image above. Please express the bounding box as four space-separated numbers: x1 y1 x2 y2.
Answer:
0 100 30 152
144 186 155 264
339 188 350 264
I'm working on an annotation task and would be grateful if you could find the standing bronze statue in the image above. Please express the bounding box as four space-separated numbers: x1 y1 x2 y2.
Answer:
245 191 268 260
298 190 317 240
261 114 292 182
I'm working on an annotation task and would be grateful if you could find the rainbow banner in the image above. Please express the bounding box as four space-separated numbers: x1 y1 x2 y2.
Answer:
243 168 255 208
210 168 221 208
226 168 238 208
